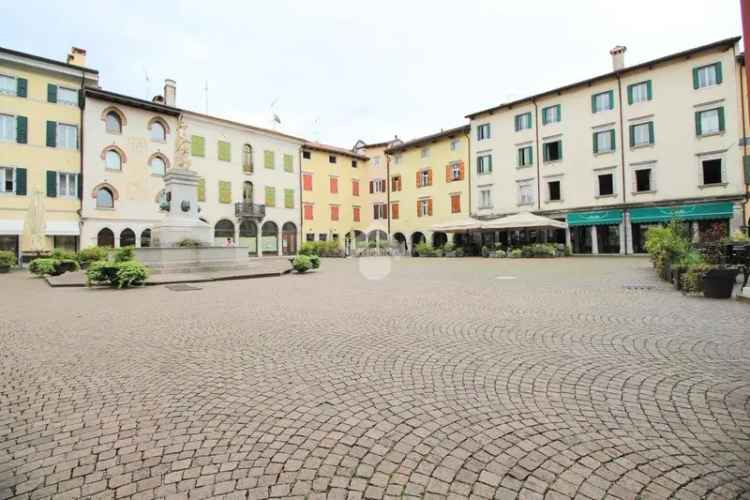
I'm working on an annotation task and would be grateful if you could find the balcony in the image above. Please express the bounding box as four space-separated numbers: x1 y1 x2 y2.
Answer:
235 202 266 219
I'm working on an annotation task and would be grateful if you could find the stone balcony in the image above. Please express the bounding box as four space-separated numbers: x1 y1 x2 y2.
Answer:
234 202 266 219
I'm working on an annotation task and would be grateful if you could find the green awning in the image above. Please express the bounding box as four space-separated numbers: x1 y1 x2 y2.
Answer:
629 202 734 224
567 209 623 226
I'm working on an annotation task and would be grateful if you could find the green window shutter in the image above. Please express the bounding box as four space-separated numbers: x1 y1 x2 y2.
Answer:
692 67 700 89
591 94 597 113
77 174 82 199
592 133 598 154
628 125 635 148
695 111 702 136
218 141 231 161
627 84 633 105
744 156 750 184
517 149 523 166
610 130 616 151
555 105 561 122
46 121 57 147
15 168 27 196
197 178 206 201
528 147 533 165
47 84 57 103
715 62 723 84
542 108 548 125
648 122 655 144
264 151 274 169
16 78 27 98
218 181 231 204
16 116 27 144
46 171 57 198
283 154 294 172
646 80 653 100
558 142 562 160
717 107 725 132
265 186 275 206
608 90 615 110
191 135 205 157
487 155 492 173
526 112 532 128
514 115 519 131
284 188 294 208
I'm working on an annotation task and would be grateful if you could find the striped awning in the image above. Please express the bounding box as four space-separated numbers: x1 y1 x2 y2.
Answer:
45 221 80 236
0 219 24 235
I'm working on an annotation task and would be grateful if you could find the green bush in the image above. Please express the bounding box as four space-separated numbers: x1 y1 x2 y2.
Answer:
681 263 715 294
30 258 58 276
495 249 507 258
292 255 313 273
299 240 343 257
50 248 77 261
299 242 319 256
113 246 135 263
509 249 523 258
455 247 465 257
78 246 110 268
176 238 203 248
86 260 148 288
415 242 437 257
0 250 16 267
644 221 690 276
481 246 489 257
309 255 321 269
443 242 455 253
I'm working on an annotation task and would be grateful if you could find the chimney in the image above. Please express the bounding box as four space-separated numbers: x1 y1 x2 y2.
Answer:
609 45 627 71
67 47 87 67
164 79 176 107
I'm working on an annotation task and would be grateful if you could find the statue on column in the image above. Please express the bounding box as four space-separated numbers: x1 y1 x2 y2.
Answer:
173 115 192 171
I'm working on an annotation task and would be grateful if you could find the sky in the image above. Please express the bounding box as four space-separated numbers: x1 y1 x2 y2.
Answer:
1 1 742 147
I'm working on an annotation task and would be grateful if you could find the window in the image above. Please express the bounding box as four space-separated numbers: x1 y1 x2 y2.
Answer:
304 204 314 220
0 114 15 141
515 112 532 131
319 234 327 242
450 163 461 181
191 135 205 157
543 141 562 161
391 202 399 220
542 105 561 124
284 189 295 209
150 156 166 176
57 87 78 106
479 189 492 209
702 159 723 185
352 160 358 168
592 91 614 113
242 144 253 173
391 175 401 192
477 123 491 140
264 150 274 169
593 130 615 154
370 179 386 193
373 203 387 220
421 147 430 158
353 206 361 222
306 233 315 242
303 173 313 191
0 75 16 96
372 156 381 167
450 194 461 213
57 124 78 149
598 173 615 196
693 62 722 89
218 140 231 161
330 205 339 221
329 176 338 194
518 146 533 167
477 154 492 174
0 167 15 193
105 149 122 170
630 122 654 147
547 180 561 201
450 139 460 151
329 155 337 164
96 188 114 208
635 169 652 192
105 112 122 134
352 179 360 196
518 183 534 205
149 121 166 142
628 81 652 104
417 198 432 217
57 172 77 198
302 150 311 160
696 108 724 136
265 186 275 207
418 169 430 187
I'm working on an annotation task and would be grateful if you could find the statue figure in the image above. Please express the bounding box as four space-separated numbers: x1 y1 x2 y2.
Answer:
173 115 192 170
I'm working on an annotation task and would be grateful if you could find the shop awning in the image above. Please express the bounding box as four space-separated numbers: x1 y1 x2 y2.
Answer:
0 219 24 235
629 202 734 224
567 210 623 227
45 221 80 236
481 212 567 230
431 218 483 232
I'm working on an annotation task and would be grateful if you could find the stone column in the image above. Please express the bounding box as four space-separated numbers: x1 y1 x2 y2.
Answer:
625 213 634 254
591 225 599 255
730 202 744 233
619 222 626 255
691 221 700 243
565 226 572 252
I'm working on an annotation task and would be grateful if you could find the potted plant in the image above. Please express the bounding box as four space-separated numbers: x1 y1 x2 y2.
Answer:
0 250 16 273
698 226 738 299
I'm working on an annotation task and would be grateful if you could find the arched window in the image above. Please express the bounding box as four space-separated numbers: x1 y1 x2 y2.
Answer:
214 219 235 246
242 144 253 173
281 222 297 255
261 221 279 255
120 228 136 247
105 149 122 170
97 228 114 247
105 112 122 134
243 181 253 202
140 229 151 248
149 121 166 142
150 155 167 176
96 187 114 209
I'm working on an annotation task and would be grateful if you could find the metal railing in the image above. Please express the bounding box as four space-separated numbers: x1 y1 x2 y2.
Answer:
234 202 266 219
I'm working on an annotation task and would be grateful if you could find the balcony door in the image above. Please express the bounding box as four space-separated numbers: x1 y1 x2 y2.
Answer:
243 181 254 203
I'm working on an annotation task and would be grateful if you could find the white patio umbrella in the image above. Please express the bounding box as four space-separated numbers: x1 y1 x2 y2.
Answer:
431 218 483 232
480 212 567 230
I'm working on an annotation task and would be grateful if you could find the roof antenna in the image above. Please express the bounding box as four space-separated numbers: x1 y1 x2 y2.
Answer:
270 97 281 130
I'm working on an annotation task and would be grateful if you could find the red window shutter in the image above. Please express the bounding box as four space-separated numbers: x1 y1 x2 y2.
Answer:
427 169 433 186
353 206 360 222
330 177 338 194
416 171 421 188
369 180 374 193
459 161 465 180
352 180 359 196
428 198 433 216
330 206 339 221
304 204 314 220
451 194 460 213
445 165 451 182
391 202 399 220
416 200 421 217
303 173 313 191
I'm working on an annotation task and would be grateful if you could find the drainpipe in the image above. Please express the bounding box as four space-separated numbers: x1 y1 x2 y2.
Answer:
298 146 303 251
737 46 749 228
615 72 628 254
533 99 541 212
465 128 471 217
78 73 86 252
386 152 391 237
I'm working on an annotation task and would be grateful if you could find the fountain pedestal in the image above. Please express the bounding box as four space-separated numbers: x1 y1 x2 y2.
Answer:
150 168 212 248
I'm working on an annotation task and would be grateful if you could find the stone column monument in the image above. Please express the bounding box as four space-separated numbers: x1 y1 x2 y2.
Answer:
151 116 212 248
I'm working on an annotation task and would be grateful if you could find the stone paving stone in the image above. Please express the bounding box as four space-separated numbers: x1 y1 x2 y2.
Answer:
1 258 750 499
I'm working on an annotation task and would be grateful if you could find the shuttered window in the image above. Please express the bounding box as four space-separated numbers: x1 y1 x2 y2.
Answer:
197 178 206 201
218 181 231 204
693 62 722 89
218 141 231 161
191 135 205 157
284 188 294 209
695 108 725 136
303 173 313 191
264 151 275 169
304 204 314 220
265 186 276 207
283 154 294 172
353 206 361 222
450 194 461 213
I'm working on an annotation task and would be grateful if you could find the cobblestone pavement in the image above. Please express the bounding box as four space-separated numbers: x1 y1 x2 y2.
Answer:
1 257 749 500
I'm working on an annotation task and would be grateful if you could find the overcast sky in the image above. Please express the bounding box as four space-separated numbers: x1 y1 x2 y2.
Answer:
1 1 742 147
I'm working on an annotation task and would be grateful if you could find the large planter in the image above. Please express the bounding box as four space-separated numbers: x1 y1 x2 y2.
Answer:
0 265 9 274
702 268 738 299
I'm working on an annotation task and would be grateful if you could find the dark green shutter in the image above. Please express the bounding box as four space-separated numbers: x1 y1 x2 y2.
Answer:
15 168 27 196
608 90 615 110
648 122 655 144
695 111 702 136
744 156 750 184
610 130 616 151
629 125 635 148
517 149 523 166
46 121 57 147
77 174 82 199
715 62 723 84
591 94 597 113
646 80 653 100
542 108 548 125
47 84 57 103
558 141 562 160
593 133 598 154
526 112 532 128
46 171 57 198
16 116 27 144
544 143 550 161
16 78 27 98
514 116 519 131
717 107 725 132
528 147 533 165
556 105 561 122
627 85 633 105
692 68 700 89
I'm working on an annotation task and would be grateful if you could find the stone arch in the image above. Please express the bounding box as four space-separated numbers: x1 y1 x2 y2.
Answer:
140 228 152 248
100 144 128 164
91 182 119 201
147 116 171 135
432 232 448 248
281 222 297 256
410 231 426 256
120 228 136 247
261 221 279 256
148 152 170 176
97 228 115 247
100 106 127 127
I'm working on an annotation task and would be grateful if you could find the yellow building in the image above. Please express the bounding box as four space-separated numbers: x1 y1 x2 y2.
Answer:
385 125 470 253
0 47 98 263
301 142 369 252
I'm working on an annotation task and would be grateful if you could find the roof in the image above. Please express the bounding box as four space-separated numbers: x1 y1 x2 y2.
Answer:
466 36 741 119
302 142 369 160
84 87 181 116
182 109 307 144
0 46 99 74
385 125 470 153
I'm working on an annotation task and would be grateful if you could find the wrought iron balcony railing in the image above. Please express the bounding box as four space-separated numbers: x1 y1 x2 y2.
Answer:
234 202 266 219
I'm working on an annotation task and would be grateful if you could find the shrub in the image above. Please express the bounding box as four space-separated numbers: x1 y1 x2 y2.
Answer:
0 250 16 267
493 249 507 258
78 246 110 268
86 260 148 288
309 255 321 269
29 258 78 276
520 246 534 258
176 238 203 248
727 229 750 242
299 241 343 257
681 263 715 294
481 245 489 258
292 255 313 273
644 221 690 276
529 243 556 258
455 247 465 257
113 246 135 263
50 249 77 261
443 242 456 253
509 249 523 258
415 242 436 257
299 242 319 256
